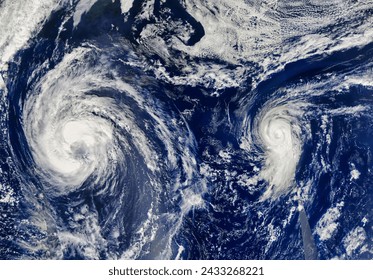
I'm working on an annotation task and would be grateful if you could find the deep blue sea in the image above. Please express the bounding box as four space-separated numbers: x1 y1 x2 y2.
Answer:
0 0 372 260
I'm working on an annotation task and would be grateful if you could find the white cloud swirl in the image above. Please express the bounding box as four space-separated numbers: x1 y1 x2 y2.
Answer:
256 103 305 200
23 48 135 194
19 45 205 259
240 99 308 201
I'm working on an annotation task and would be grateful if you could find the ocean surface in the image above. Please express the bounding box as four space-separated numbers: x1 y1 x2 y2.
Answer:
0 0 372 259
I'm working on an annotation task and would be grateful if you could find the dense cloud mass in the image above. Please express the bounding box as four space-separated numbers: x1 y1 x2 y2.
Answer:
0 0 372 260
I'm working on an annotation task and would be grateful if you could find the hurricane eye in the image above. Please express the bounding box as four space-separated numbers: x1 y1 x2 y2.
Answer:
2 0 369 261
70 141 89 160
255 104 306 201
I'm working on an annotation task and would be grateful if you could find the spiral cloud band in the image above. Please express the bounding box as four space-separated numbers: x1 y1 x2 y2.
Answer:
24 48 138 193
257 103 305 201
13 44 204 259
0 0 372 260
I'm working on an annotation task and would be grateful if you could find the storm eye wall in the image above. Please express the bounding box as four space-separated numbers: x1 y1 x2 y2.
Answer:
0 0 372 260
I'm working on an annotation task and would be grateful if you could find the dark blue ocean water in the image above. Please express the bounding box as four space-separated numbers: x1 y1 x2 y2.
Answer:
0 0 372 260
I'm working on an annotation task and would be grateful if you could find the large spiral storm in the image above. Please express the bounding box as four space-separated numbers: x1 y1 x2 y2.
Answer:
0 0 372 260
